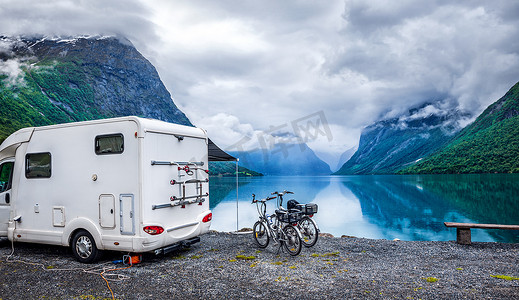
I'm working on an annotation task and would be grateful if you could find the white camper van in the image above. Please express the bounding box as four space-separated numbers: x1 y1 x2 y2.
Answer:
0 116 212 263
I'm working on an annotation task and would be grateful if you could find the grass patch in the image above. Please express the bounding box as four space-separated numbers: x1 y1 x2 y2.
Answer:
235 255 256 260
322 251 340 257
424 277 439 283
491 274 519 281
274 276 289 282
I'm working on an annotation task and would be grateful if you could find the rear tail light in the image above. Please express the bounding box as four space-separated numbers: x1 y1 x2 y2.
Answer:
202 213 212 223
143 226 164 235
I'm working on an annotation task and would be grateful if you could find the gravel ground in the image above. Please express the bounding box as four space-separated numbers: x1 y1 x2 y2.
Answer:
1 232 519 299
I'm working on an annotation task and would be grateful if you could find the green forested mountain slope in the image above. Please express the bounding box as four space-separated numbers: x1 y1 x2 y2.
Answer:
208 161 263 177
402 81 519 174
0 36 261 177
334 103 469 175
0 36 191 143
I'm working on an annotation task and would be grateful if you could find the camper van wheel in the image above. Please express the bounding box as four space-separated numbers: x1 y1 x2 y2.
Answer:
71 230 101 263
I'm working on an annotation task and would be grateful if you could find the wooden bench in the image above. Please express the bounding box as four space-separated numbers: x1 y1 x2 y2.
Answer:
444 222 519 245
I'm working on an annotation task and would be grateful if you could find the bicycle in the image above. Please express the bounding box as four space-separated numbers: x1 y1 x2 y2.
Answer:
273 190 320 248
251 194 303 256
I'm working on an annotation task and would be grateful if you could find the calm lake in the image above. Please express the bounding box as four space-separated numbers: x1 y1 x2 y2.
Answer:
209 174 519 243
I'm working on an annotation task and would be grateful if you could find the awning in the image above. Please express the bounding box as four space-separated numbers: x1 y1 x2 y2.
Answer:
208 138 236 161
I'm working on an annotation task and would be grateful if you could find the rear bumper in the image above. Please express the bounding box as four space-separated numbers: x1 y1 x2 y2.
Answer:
127 210 211 253
153 236 201 255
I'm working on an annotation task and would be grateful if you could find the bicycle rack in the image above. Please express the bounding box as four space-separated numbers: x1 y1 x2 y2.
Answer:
150 161 209 210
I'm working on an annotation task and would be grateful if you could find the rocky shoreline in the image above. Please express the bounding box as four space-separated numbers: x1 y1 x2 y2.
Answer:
1 232 518 299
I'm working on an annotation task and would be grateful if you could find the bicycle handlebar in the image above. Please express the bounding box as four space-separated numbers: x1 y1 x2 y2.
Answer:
271 190 294 196
252 194 277 203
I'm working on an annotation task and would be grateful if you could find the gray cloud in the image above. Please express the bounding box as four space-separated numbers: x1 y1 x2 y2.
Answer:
329 0 519 117
0 0 157 50
1 0 519 166
0 59 25 86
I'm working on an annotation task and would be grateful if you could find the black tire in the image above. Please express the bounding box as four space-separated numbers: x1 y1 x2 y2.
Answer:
282 225 302 256
253 221 269 248
71 230 102 263
300 216 319 247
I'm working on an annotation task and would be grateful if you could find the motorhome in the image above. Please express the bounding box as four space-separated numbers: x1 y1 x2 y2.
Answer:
0 116 212 263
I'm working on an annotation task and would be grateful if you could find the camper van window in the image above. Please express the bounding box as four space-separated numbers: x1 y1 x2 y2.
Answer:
95 134 124 155
0 162 14 192
25 153 51 178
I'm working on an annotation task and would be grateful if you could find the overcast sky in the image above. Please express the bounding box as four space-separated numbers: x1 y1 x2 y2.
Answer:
1 0 519 166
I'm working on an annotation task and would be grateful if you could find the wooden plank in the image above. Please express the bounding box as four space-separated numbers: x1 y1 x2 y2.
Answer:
444 222 519 230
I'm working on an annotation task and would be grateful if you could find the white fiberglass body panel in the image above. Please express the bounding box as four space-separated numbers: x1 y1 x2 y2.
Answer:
139 127 211 251
0 116 211 254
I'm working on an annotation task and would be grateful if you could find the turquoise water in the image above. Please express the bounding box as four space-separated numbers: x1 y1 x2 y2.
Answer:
209 174 519 243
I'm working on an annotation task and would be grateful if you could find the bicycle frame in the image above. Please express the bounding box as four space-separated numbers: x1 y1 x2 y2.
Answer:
253 199 276 242
272 190 319 247
252 195 303 247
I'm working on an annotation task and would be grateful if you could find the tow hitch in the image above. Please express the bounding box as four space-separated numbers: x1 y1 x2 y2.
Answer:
153 237 201 255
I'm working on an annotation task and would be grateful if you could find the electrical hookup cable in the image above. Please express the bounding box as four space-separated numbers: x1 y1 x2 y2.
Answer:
4 228 132 300
95 256 135 300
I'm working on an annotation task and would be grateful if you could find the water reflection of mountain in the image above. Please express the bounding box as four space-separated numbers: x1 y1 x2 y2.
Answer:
341 176 458 241
416 174 519 243
209 177 250 209
341 175 519 243
253 176 331 205
209 176 331 210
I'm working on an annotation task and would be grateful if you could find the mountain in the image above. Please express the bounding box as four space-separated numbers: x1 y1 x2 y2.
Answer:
208 161 263 177
231 142 332 176
334 103 470 175
0 36 277 177
335 146 357 172
0 35 191 143
402 81 519 174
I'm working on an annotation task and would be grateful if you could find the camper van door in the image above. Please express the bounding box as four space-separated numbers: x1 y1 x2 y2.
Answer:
0 158 14 236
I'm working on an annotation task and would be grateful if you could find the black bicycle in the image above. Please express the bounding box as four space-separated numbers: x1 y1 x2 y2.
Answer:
251 194 303 256
273 190 320 247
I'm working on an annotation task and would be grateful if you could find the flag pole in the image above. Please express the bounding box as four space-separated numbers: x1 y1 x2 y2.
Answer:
236 158 239 232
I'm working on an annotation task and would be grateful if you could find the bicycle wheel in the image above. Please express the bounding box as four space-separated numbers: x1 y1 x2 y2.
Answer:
282 225 302 256
300 216 319 247
253 221 269 248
